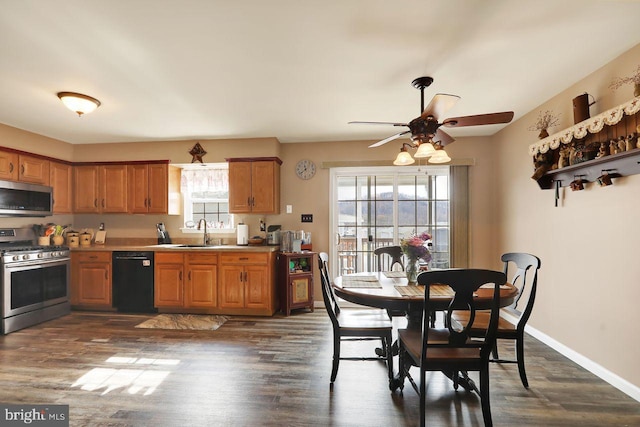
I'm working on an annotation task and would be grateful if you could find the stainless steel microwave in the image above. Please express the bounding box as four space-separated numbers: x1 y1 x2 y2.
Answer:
0 180 52 217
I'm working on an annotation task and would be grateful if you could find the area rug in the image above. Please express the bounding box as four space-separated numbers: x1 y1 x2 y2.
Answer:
135 314 229 330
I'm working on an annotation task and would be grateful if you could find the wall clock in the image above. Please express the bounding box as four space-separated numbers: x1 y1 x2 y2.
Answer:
295 159 316 180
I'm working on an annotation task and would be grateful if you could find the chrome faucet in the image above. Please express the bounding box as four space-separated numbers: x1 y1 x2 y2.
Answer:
197 218 208 245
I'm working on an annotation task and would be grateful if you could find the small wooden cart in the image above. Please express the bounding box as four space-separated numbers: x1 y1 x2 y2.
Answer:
277 251 315 316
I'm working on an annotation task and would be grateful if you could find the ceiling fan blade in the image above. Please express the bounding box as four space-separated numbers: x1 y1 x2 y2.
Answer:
368 130 410 148
442 111 514 127
420 93 460 121
349 121 409 127
434 128 455 146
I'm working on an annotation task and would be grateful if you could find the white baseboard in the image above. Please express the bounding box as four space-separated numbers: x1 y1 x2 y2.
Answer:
501 312 640 402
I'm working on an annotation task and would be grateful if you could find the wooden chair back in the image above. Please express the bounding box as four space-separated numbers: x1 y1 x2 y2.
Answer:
318 252 340 325
501 252 541 331
374 246 404 272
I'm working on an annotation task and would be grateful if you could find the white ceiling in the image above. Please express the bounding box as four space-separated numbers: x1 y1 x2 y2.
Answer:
1 0 640 145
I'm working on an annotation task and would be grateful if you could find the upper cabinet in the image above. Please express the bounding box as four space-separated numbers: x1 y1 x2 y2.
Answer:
227 157 281 214
49 161 73 214
0 151 18 180
18 155 50 185
128 163 168 214
73 165 128 213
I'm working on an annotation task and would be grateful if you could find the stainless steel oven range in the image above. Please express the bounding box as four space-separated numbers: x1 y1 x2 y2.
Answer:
0 228 70 334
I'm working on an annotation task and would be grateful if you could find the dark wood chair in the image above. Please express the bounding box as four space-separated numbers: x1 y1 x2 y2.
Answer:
374 245 404 272
451 252 541 387
318 252 394 388
397 268 506 427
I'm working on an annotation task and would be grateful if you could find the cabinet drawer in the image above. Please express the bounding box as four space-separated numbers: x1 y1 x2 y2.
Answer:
72 251 111 262
187 253 218 264
220 253 268 265
155 252 184 264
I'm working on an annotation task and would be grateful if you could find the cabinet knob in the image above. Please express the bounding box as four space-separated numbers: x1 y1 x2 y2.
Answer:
20 164 24 175
9 163 13 173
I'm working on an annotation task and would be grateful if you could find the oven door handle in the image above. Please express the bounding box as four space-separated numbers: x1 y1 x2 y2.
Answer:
4 258 70 269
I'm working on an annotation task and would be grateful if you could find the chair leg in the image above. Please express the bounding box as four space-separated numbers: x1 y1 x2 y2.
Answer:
331 333 340 383
491 341 499 360
384 335 394 382
479 366 493 427
516 335 529 388
420 367 426 427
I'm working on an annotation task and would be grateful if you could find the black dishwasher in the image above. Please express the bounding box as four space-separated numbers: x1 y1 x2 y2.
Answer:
112 251 157 313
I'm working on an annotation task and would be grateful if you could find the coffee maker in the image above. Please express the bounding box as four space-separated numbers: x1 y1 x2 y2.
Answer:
156 223 172 244
266 225 281 245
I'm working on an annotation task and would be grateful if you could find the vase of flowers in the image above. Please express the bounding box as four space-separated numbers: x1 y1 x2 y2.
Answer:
527 110 560 140
609 65 640 97
400 232 432 284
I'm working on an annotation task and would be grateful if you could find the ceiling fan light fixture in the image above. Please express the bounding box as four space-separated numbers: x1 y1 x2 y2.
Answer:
413 141 436 158
57 92 101 116
428 148 451 164
393 144 415 166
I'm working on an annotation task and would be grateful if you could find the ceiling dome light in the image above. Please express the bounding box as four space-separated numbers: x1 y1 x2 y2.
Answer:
413 141 436 158
57 92 101 116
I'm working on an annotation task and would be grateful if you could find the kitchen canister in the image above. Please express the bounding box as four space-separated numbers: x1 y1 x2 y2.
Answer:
66 232 79 247
80 232 92 247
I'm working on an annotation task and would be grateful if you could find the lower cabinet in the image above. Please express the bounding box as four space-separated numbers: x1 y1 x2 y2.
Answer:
71 251 112 309
219 252 277 315
154 252 218 310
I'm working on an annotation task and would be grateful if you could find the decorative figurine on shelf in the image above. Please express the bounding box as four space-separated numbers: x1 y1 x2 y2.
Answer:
596 142 609 159
627 133 638 151
557 146 570 168
531 151 553 180
618 136 627 153
609 139 618 155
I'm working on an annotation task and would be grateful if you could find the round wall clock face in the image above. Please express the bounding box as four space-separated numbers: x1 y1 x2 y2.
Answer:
295 159 316 180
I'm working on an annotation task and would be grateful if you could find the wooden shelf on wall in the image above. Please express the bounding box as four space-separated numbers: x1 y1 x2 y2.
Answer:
529 97 640 190
536 148 640 189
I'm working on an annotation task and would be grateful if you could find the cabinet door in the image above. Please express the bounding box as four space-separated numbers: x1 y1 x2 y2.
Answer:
147 163 168 214
219 265 245 308
73 166 100 213
154 260 184 307
127 164 150 213
0 151 18 181
251 161 279 214
19 155 50 185
245 265 270 309
186 264 218 308
77 262 111 305
50 162 72 214
100 165 128 213
228 161 252 213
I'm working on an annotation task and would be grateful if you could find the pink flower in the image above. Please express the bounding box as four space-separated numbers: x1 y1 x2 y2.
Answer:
400 232 432 263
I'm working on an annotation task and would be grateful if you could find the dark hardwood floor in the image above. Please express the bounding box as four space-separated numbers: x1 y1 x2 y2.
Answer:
0 311 638 426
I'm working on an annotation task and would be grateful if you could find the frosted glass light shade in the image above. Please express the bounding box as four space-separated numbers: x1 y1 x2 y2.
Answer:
393 151 415 165
57 92 101 116
414 142 436 158
429 149 451 163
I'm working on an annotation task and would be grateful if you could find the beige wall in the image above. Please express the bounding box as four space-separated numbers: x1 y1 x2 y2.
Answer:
494 43 640 390
0 43 638 394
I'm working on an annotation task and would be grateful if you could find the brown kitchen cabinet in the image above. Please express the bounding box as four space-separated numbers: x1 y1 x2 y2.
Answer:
73 164 128 213
128 163 169 214
49 161 73 214
154 252 218 309
0 150 18 180
219 252 277 315
278 252 315 316
227 157 281 214
71 251 112 309
18 154 49 185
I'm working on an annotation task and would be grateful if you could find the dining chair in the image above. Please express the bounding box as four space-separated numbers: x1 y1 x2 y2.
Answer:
451 252 541 388
397 268 506 427
317 252 394 388
373 246 405 272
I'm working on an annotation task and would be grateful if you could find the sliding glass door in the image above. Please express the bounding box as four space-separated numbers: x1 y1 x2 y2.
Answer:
329 166 450 277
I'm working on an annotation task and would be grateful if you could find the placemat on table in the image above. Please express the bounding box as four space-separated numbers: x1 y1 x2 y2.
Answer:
342 275 382 288
383 271 406 278
394 284 454 297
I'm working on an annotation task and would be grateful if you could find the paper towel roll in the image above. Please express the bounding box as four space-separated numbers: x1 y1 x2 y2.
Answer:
237 223 249 246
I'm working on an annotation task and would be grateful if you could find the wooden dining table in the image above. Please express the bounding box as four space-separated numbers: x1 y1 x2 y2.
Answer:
333 271 519 391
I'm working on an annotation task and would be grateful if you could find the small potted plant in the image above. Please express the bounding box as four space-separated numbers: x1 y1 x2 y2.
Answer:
528 110 561 139
609 64 640 98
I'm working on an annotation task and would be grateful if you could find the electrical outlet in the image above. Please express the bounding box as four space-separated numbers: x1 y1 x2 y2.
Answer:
301 214 313 223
